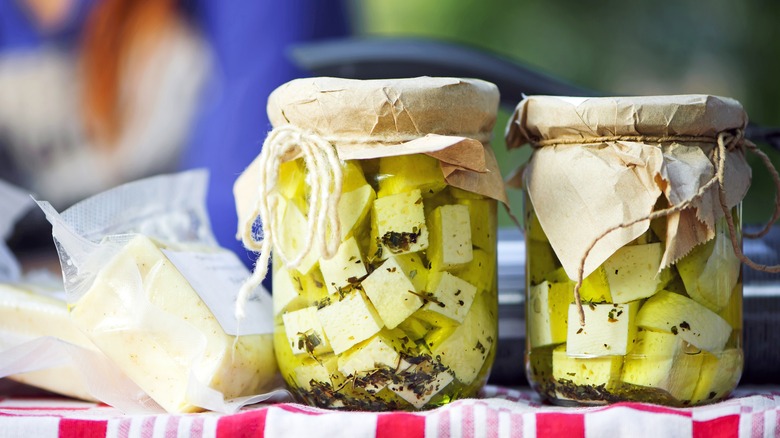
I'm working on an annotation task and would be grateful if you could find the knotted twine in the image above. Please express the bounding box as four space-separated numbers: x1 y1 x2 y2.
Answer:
236 125 343 320
531 130 780 326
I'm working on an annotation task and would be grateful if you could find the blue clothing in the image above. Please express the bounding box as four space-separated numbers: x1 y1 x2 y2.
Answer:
180 1 350 266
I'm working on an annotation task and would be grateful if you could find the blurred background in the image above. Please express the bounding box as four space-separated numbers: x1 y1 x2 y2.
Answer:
1 0 778 260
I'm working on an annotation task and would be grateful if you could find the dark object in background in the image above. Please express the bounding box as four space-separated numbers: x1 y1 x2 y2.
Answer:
290 37 780 152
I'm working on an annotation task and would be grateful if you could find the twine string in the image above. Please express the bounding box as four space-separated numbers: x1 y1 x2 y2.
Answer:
236 125 342 320
531 130 780 326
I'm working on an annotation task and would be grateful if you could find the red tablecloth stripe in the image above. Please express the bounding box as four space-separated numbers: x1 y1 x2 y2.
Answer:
58 419 108 438
376 412 425 438
536 412 585 438
216 408 268 438
692 415 740 438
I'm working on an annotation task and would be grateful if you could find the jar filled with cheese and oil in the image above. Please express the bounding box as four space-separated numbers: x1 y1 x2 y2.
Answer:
235 77 508 411
506 95 749 406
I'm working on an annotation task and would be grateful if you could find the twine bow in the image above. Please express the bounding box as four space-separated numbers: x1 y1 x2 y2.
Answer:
236 125 343 320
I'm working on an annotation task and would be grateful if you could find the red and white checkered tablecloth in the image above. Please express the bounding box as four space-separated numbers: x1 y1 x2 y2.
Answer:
1 386 779 438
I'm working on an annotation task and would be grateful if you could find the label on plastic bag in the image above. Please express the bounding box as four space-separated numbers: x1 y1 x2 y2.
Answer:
0 243 21 282
161 249 273 336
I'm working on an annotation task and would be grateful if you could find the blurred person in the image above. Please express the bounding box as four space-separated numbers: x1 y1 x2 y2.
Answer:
0 0 208 207
0 0 350 267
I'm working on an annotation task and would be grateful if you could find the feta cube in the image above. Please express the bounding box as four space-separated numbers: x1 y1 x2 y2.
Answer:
337 184 375 241
372 189 428 256
319 237 368 294
527 281 570 348
604 243 663 303
377 154 446 198
427 204 473 270
361 255 426 329
272 269 300 316
690 349 741 404
317 291 384 354
338 334 400 377
421 271 477 324
455 249 495 295
277 198 320 274
566 301 639 357
389 370 454 408
552 344 622 388
622 330 704 401
456 198 496 250
282 306 332 356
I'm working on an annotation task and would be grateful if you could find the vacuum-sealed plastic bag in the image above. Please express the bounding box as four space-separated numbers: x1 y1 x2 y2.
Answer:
37 170 284 413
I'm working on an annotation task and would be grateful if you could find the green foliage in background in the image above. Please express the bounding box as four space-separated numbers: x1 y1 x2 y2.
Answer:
355 0 780 227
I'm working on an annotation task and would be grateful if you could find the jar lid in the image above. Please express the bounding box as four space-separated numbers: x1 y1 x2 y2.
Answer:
267 77 500 146
507 95 748 149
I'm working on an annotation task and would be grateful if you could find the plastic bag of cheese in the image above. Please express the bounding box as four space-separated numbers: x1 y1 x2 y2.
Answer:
0 180 151 410
36 170 285 413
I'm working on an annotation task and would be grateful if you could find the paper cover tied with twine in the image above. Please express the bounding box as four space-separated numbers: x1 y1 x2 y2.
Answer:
506 95 752 280
234 76 506 308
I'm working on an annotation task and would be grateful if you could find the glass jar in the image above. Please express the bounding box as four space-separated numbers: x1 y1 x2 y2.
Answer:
240 77 504 411
507 95 749 407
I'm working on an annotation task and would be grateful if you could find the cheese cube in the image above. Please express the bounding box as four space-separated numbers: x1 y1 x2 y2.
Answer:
71 235 277 413
282 306 332 356
527 239 559 285
677 224 740 312
636 291 731 353
526 210 548 242
456 198 496 251
397 316 430 341
427 204 473 271
319 237 368 294
455 249 495 295
293 360 332 391
377 154 446 198
690 348 741 403
272 269 300 316
361 255 426 329
338 334 400 381
450 186 484 200
431 292 494 383
544 267 612 303
338 184 375 241
566 301 639 356
342 161 368 193
389 370 454 408
277 198 320 274
317 291 384 354
622 330 704 401
528 281 570 348
552 344 622 388
604 243 663 303
421 271 477 324
277 159 306 201
372 189 428 256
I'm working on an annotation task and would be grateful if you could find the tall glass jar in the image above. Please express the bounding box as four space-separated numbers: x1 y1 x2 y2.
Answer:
236 77 504 411
506 95 749 407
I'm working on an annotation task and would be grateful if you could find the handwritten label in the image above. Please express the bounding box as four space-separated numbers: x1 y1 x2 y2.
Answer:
162 250 273 336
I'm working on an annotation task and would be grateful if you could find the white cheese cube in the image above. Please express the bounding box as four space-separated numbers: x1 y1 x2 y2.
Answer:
690 349 741 404
389 370 454 408
377 154 446 198
317 291 384 355
604 243 663 303
282 306 332 356
338 184 375 241
421 271 477 324
636 291 731 353
372 189 428 256
528 281 570 348
362 255 426 329
566 301 639 357
319 237 368 294
622 330 704 401
431 292 494 384
456 198 496 251
277 197 320 274
272 269 300 316
552 345 622 388
455 249 495 295
338 334 400 377
427 204 473 270
293 361 331 391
